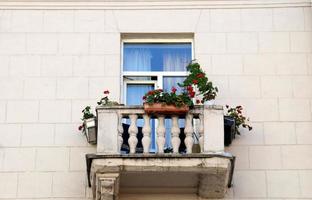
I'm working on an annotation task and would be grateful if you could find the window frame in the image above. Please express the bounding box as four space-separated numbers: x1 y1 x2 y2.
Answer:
121 37 194 104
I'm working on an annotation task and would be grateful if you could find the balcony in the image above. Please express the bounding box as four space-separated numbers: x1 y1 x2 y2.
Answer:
87 105 235 200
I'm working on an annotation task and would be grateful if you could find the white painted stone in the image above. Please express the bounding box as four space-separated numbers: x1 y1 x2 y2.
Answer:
11 10 43 32
267 170 300 198
142 114 151 154
0 173 18 198
241 8 273 31
17 172 52 198
261 76 293 98
55 124 88 146
104 10 119 33
299 170 312 198
0 78 23 99
293 76 312 98
290 32 312 53
3 148 36 171
225 146 249 169
309 53 312 75
57 78 88 99
296 122 312 144
9 55 41 77
41 56 73 77
304 7 312 31
89 77 120 101
275 53 308 75
128 114 139 154
233 171 266 198
210 9 240 32
184 113 194 154
208 76 230 99
0 101 5 122
0 124 21 147
90 33 120 54
7 101 38 123
231 123 264 145
97 110 119 153
229 76 261 98
203 107 224 152
39 100 71 123
264 122 296 144
115 10 200 32
0 55 9 76
21 124 54 147
74 10 105 32
243 99 279 121
279 99 311 121
24 78 56 99
196 54 212 74
0 10 11 32
226 33 258 53
259 32 290 53
0 33 25 54
73 55 105 77
281 145 312 169
243 54 276 75
36 147 69 171
195 33 226 54
104 54 120 77
211 55 243 75
52 172 85 197
58 33 89 54
26 34 58 54
249 146 282 169
44 10 74 32
70 147 96 171
195 10 210 33
273 7 305 31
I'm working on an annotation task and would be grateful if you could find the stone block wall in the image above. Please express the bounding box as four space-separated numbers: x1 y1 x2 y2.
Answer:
0 1 311 199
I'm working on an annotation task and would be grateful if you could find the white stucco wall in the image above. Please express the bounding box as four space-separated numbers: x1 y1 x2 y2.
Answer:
0 1 311 199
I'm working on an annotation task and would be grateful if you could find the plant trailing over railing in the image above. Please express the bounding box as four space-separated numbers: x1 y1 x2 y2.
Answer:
178 61 218 103
225 105 252 135
97 90 120 106
143 61 218 107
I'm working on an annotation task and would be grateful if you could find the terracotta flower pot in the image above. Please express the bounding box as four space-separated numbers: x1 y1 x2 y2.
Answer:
143 103 189 115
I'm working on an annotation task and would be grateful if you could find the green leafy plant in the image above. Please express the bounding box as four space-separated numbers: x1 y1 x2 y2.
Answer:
143 87 193 107
179 61 218 103
225 105 252 135
97 90 120 106
78 106 95 132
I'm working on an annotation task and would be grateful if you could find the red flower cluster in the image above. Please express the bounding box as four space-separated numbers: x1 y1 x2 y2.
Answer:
171 87 177 93
78 125 83 131
104 90 109 94
192 80 198 84
196 73 205 78
186 86 195 98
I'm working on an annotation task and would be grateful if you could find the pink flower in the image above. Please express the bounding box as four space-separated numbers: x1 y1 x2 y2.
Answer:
142 96 147 100
78 125 83 131
104 90 110 94
171 87 177 93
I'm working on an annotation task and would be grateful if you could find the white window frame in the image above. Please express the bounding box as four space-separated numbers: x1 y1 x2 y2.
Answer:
120 37 194 104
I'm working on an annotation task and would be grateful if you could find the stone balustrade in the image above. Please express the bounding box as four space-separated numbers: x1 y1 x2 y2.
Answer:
96 105 225 154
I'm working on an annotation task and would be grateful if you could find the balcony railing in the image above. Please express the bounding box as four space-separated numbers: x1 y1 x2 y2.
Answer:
96 105 225 154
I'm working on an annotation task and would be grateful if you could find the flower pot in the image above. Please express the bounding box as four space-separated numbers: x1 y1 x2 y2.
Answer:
84 117 97 144
143 103 189 115
224 116 235 146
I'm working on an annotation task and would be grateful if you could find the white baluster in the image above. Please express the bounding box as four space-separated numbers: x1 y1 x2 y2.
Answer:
199 114 204 153
128 114 138 154
142 114 151 154
171 116 180 153
117 113 124 152
156 115 166 154
184 113 194 154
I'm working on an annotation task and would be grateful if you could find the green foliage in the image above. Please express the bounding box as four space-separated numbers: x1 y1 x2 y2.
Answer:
225 105 252 135
79 106 95 132
178 61 218 102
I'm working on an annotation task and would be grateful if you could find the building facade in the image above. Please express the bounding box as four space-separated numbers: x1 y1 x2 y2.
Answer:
0 0 311 199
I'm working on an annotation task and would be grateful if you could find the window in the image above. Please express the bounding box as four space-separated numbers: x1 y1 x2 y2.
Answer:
122 35 193 152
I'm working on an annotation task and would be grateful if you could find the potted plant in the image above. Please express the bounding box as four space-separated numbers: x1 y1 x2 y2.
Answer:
79 106 97 144
142 61 219 114
224 105 252 146
97 90 121 106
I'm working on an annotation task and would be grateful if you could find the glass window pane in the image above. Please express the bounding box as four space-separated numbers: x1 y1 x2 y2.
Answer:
123 43 191 72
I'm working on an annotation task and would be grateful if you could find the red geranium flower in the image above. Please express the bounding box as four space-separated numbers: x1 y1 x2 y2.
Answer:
189 91 195 98
142 96 147 100
196 73 204 78
192 80 198 84
104 90 110 94
187 85 193 92
171 87 177 93
196 99 200 104
78 125 83 131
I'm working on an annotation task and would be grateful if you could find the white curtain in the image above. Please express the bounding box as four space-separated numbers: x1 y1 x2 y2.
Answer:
124 48 152 71
163 51 189 71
